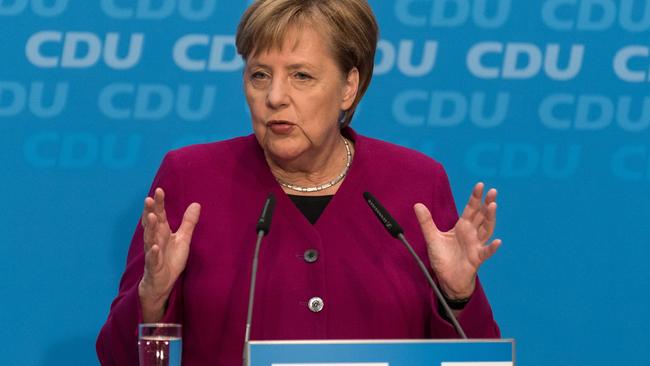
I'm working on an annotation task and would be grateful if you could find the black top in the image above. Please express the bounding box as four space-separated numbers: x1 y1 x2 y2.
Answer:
288 194 334 224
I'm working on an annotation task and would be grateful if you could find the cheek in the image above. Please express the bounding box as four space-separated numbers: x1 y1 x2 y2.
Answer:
245 92 265 120
312 92 344 120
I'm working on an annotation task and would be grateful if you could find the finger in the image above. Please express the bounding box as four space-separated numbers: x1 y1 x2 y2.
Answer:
484 188 497 205
176 203 201 242
473 203 497 240
478 206 496 244
471 188 497 227
471 206 486 227
143 212 158 251
141 196 155 227
478 202 497 239
461 182 484 221
479 239 502 263
153 188 168 224
413 203 440 242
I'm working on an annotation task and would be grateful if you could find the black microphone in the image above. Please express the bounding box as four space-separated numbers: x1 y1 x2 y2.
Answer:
363 192 403 237
243 194 276 366
255 193 276 234
363 191 468 339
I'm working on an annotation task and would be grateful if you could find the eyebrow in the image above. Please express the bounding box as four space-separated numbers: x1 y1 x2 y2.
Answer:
247 61 319 71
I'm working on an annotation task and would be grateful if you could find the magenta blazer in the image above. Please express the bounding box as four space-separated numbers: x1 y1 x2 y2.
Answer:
96 128 500 365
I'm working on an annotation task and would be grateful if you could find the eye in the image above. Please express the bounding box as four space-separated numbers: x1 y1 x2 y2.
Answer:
294 72 313 81
250 71 268 80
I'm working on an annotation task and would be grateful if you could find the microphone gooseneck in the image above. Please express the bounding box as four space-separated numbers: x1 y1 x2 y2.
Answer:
363 191 468 339
243 194 276 366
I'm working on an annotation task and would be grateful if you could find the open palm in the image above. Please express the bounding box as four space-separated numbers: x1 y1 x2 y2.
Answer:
139 188 201 310
414 183 501 299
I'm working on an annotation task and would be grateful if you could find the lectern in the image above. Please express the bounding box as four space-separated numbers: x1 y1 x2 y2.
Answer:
248 339 515 366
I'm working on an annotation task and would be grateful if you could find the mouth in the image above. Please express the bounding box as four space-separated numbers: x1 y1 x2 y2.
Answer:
266 120 295 127
265 120 296 135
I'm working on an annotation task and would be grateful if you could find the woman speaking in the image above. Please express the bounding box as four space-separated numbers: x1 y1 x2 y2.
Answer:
97 0 502 364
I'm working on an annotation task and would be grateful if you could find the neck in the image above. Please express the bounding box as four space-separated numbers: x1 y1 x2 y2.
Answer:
267 135 353 195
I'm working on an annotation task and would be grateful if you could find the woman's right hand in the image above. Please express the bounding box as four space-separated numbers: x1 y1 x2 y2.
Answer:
138 187 201 322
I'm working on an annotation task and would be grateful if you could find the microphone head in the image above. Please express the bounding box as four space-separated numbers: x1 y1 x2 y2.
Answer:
256 193 276 235
363 191 404 238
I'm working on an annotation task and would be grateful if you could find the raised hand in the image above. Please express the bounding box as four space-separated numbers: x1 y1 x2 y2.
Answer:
138 188 201 322
414 182 501 300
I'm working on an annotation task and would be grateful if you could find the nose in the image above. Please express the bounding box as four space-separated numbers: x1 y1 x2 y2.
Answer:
266 77 290 109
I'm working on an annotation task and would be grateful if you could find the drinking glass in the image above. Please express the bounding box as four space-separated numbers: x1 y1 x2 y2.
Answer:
138 323 182 366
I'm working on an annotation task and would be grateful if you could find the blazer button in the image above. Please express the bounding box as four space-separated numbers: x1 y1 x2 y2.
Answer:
308 297 324 313
303 249 319 263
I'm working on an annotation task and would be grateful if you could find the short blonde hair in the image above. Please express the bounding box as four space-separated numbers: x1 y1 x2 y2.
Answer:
236 0 379 127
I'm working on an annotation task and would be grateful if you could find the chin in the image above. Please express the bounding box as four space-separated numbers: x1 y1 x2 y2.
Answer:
263 139 306 162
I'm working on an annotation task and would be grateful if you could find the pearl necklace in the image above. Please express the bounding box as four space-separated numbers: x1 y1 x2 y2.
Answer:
275 137 352 193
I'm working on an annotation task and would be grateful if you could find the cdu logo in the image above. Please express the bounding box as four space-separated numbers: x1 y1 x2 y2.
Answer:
100 0 218 21
98 83 217 121
392 90 509 128
465 143 582 179
467 42 584 81
541 0 650 32
539 94 650 132
394 0 511 28
25 31 144 69
23 133 142 169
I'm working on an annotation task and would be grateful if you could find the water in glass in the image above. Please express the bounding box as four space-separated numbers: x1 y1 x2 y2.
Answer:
138 323 182 366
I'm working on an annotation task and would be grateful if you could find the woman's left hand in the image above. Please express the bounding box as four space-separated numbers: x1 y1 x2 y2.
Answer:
414 182 501 300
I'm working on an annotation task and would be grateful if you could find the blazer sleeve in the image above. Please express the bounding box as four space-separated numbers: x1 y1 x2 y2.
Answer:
96 152 186 365
427 164 501 338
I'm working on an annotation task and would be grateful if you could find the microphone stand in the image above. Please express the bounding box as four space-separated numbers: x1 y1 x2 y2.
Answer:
243 230 265 366
242 194 275 366
396 232 467 339
363 191 468 339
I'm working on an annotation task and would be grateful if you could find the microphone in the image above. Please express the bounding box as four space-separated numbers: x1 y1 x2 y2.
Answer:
363 192 403 238
255 193 275 234
363 192 468 339
243 194 276 366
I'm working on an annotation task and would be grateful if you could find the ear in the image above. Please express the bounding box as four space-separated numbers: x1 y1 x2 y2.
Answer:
340 67 360 111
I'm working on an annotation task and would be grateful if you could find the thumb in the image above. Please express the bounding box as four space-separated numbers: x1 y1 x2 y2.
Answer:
413 203 440 242
177 202 201 241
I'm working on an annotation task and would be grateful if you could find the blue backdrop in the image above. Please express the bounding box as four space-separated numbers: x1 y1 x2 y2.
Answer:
2 1 649 365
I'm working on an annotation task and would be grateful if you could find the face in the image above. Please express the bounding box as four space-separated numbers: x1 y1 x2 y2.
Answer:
243 26 359 164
